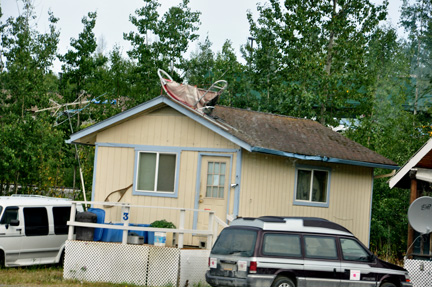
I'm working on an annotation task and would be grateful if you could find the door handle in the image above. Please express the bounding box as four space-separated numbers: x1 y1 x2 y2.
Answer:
199 199 203 203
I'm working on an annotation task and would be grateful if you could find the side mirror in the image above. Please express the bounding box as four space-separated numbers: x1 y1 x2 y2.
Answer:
368 254 376 262
9 219 19 226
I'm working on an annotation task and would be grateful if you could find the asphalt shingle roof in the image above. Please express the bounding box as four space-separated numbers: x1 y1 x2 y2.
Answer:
212 105 396 167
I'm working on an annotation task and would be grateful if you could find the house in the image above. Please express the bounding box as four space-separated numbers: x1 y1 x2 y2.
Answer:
389 138 432 257
67 95 397 246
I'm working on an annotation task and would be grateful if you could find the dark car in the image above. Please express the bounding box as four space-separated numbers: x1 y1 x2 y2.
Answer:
206 216 412 287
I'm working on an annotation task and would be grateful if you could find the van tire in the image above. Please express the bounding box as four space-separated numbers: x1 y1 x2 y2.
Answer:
380 283 396 287
58 250 65 267
0 250 4 268
271 276 295 287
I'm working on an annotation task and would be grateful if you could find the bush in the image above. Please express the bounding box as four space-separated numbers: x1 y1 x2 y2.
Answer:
150 219 176 229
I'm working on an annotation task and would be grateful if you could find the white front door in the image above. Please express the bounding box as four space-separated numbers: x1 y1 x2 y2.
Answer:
196 156 230 234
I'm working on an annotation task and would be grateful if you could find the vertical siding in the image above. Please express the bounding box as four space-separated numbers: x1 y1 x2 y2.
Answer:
238 152 373 245
93 107 238 240
97 107 237 149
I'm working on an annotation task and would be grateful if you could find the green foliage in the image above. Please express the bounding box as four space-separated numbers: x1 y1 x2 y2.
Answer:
150 219 176 229
124 0 201 106
2 0 432 262
245 0 387 124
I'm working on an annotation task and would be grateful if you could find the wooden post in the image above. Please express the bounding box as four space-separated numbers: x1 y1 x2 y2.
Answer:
121 205 130 245
407 170 418 256
178 209 185 249
68 202 77 241
207 212 215 250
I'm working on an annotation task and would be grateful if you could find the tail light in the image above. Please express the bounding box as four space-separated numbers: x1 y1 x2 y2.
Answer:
249 261 257 273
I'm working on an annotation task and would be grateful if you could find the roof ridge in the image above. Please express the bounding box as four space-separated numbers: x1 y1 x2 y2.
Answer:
215 105 316 122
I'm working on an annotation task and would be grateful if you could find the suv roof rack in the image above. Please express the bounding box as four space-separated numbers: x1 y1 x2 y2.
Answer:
238 216 351 234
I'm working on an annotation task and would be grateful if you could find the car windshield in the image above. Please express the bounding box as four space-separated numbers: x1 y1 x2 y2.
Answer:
212 228 257 257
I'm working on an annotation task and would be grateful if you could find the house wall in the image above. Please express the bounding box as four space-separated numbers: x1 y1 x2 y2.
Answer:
238 151 373 245
90 105 374 246
91 107 238 243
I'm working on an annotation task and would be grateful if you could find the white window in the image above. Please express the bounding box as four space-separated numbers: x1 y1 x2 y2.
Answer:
205 161 227 198
136 152 176 193
295 166 330 206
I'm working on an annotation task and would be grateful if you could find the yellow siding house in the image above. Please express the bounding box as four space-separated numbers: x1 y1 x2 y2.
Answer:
68 95 397 246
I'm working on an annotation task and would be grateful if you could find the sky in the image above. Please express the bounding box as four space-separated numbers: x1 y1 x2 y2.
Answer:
1 0 404 73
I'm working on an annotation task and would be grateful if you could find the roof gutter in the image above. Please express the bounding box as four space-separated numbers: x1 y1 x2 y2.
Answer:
251 147 399 170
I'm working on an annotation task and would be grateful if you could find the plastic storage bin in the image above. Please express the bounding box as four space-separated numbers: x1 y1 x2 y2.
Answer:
76 211 97 241
87 208 105 241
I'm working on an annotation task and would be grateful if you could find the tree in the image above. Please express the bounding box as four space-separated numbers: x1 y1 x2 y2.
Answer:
343 26 429 259
59 11 108 106
400 0 432 115
124 0 201 105
214 40 248 107
246 0 388 124
0 0 66 194
184 36 216 86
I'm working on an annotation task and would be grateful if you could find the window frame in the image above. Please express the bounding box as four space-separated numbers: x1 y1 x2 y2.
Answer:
304 235 339 260
293 164 331 207
23 207 49 236
261 232 302 258
133 149 180 198
340 237 372 262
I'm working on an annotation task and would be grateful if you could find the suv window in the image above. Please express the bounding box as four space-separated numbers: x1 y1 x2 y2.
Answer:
0 206 19 224
212 228 257 257
341 238 370 261
53 206 71 235
24 207 49 236
304 235 338 259
262 233 302 257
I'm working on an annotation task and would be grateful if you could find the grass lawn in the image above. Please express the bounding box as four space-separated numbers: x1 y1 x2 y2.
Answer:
0 265 138 286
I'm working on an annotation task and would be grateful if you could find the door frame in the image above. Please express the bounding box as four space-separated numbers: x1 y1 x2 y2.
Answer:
193 153 234 230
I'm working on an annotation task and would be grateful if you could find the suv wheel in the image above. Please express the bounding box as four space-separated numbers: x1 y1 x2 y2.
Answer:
271 276 295 287
380 283 396 287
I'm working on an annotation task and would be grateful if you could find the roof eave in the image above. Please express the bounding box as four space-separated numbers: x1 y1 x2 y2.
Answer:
251 147 398 170
389 138 432 189
66 95 253 151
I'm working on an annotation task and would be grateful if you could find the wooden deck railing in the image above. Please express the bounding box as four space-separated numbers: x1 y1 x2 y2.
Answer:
67 201 228 249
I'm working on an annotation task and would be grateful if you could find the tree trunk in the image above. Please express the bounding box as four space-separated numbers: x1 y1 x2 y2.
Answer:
320 0 337 125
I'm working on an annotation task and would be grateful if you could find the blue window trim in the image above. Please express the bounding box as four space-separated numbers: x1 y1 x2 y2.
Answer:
132 148 181 198
293 164 331 208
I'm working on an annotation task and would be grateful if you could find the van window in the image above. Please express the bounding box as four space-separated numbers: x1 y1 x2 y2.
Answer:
340 238 370 261
53 206 71 235
304 235 338 259
0 206 19 224
212 228 257 257
24 207 49 236
262 233 301 257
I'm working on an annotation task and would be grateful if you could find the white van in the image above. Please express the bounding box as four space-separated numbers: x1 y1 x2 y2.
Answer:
0 195 81 267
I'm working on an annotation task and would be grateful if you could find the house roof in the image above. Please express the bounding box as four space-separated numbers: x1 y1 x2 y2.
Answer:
67 95 397 169
211 106 396 169
389 138 432 189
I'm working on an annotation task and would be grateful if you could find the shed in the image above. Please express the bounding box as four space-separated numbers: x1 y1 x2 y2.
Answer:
389 138 432 257
68 95 397 246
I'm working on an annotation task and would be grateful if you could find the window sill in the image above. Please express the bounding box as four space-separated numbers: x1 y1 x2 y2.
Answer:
293 200 329 208
132 190 177 198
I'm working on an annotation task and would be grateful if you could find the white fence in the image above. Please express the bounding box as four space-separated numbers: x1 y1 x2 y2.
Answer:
405 259 432 287
64 201 227 286
67 201 228 249
64 240 211 286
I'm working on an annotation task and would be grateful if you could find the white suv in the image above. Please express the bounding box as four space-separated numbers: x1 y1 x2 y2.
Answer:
206 216 412 287
0 195 80 267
